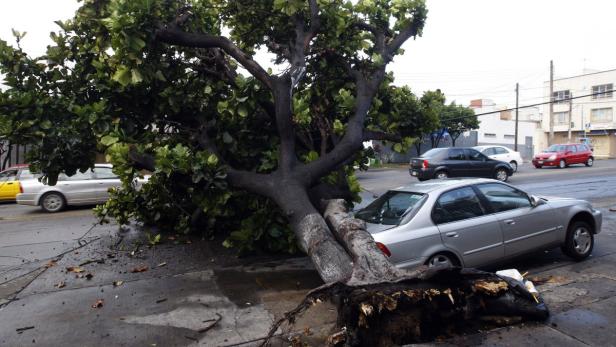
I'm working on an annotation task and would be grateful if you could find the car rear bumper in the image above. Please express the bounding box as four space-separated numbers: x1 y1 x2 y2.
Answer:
592 208 603 234
409 168 433 179
16 193 38 206
532 159 557 166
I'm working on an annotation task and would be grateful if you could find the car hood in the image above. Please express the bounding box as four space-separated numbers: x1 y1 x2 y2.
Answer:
364 222 397 234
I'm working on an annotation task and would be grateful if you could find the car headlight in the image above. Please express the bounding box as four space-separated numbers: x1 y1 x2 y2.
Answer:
548 154 556 161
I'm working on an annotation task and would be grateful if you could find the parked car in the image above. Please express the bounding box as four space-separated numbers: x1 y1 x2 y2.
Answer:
0 165 38 201
409 147 514 182
16 164 145 212
532 144 594 169
354 178 602 269
474 145 524 172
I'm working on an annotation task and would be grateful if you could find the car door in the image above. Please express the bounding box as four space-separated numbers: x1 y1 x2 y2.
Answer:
481 147 496 160
444 148 471 177
0 169 19 200
566 145 579 164
465 149 494 177
432 186 504 267
92 167 121 202
474 183 560 258
493 147 510 162
57 170 96 204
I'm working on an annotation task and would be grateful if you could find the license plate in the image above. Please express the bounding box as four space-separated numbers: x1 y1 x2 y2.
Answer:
538 160 543 164
411 171 418 176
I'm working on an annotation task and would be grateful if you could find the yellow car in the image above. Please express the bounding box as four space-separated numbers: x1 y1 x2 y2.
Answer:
0 165 34 201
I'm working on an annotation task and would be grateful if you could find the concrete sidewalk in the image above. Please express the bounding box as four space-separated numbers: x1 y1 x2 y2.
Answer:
1 206 616 346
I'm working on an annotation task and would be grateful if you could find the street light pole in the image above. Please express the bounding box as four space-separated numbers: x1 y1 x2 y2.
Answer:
514 82 519 151
567 94 573 142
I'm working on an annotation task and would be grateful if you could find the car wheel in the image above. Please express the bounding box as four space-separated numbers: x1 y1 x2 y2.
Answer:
509 161 518 172
562 221 594 261
41 192 66 213
585 157 594 167
558 159 566 169
534 165 542 169
426 253 458 268
435 171 448 179
495 168 509 182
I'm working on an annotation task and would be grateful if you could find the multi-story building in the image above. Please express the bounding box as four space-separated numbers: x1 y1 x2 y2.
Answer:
469 99 542 160
542 69 616 158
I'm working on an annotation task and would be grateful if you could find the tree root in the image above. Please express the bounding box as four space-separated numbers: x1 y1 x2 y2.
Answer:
260 267 549 347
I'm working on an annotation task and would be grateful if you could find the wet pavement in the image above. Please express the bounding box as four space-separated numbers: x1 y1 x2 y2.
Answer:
0 159 615 346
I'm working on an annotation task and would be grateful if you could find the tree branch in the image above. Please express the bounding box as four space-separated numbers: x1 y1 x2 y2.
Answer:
156 27 272 90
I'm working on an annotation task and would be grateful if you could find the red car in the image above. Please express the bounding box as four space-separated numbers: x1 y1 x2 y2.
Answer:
532 144 594 169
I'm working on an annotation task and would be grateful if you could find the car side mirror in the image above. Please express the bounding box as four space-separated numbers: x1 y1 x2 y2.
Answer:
530 195 545 207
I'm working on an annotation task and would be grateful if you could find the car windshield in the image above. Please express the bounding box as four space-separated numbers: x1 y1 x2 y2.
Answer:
421 148 447 158
543 145 567 152
355 191 425 225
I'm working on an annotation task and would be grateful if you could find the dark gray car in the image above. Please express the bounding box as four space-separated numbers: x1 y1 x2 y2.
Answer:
409 148 514 182
355 178 602 269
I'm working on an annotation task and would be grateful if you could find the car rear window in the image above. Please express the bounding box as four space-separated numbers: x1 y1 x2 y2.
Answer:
355 191 425 225
421 148 447 158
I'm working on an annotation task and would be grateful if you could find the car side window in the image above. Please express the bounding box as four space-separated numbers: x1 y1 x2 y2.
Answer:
568 145 577 153
448 148 466 160
483 148 496 156
576 144 586 152
94 167 119 179
432 187 486 224
494 147 508 155
465 149 486 161
0 169 18 181
58 170 93 181
476 183 531 213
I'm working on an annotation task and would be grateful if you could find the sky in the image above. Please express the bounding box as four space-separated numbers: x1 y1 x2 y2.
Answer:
2 0 616 109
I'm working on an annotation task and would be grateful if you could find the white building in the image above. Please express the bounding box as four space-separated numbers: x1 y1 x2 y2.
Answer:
541 69 616 158
469 99 542 160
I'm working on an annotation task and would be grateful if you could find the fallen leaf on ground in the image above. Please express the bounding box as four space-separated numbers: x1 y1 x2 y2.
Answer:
66 266 84 273
45 260 57 268
167 236 176 241
16 326 35 333
113 280 124 287
130 265 148 273
156 262 167 268
156 298 167 304
85 273 94 280
55 281 65 289
91 299 104 309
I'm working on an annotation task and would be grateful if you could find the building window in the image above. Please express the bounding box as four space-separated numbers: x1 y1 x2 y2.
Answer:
592 84 613 99
504 134 515 139
500 110 512 120
552 90 570 104
484 133 496 138
590 108 613 123
552 111 569 125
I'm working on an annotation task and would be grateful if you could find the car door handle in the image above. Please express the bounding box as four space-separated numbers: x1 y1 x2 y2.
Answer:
445 232 459 238
504 219 516 225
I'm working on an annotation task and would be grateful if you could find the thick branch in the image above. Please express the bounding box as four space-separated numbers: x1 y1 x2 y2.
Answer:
156 27 272 90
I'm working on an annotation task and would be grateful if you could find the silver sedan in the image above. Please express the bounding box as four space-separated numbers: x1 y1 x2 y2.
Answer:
16 164 134 212
355 178 602 269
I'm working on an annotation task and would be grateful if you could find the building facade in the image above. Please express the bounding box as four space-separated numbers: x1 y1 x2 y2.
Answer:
542 69 616 158
469 99 542 160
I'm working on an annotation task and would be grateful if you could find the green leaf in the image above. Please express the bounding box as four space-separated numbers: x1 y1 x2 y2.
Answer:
100 135 119 146
207 154 219 166
222 132 233 144
131 69 143 84
237 104 248 117
112 66 131 86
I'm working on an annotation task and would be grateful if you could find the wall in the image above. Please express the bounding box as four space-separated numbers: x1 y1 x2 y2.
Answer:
373 131 478 163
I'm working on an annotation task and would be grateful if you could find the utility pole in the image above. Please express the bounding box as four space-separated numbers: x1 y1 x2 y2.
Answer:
549 60 554 145
514 82 519 151
567 93 573 142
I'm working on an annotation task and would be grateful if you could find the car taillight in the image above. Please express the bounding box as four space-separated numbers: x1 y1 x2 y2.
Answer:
375 242 391 257
422 160 429 169
19 182 23 193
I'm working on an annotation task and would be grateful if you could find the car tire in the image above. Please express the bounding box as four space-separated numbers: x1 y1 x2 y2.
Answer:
534 165 542 169
435 170 448 179
509 161 518 172
562 221 594 261
585 157 594 167
558 159 567 169
426 253 459 268
40 192 66 213
495 168 509 182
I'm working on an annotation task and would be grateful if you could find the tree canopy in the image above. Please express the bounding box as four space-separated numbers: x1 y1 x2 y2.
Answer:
0 0 437 282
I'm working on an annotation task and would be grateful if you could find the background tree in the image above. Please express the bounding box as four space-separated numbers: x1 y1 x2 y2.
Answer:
439 102 479 146
0 0 430 284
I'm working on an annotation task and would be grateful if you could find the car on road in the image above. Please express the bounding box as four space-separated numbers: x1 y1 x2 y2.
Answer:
409 147 514 182
474 145 524 172
0 165 39 201
16 164 143 212
532 144 594 169
354 178 601 269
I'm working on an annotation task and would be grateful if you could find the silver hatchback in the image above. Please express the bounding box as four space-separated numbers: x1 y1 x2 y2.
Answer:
355 178 602 269
16 164 124 212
